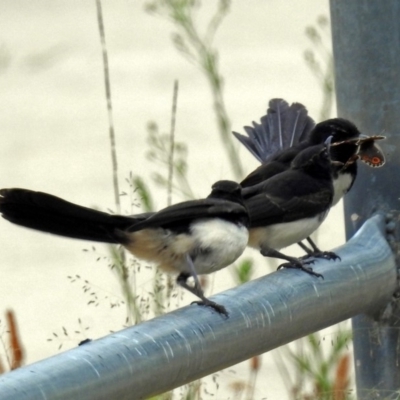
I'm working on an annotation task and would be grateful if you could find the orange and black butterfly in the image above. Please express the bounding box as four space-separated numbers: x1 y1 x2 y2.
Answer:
357 136 386 167
333 135 386 168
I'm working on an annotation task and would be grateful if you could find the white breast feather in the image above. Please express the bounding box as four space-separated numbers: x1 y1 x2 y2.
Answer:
332 174 353 205
190 219 249 275
248 214 327 250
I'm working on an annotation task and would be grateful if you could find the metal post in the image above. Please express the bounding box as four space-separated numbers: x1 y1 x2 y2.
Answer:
330 1 400 398
0 215 395 400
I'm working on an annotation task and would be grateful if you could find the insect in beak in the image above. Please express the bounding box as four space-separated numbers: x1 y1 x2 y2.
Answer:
358 141 385 167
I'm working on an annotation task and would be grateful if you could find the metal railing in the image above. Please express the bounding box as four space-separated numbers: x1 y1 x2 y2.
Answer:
0 214 395 399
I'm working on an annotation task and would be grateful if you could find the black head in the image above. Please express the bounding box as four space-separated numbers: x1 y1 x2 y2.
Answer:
309 118 360 144
291 143 333 180
309 118 361 168
209 180 244 203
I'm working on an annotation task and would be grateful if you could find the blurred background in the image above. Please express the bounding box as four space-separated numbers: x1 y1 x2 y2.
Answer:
0 0 354 398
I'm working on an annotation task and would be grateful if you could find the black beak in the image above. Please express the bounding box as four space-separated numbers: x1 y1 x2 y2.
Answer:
324 135 333 149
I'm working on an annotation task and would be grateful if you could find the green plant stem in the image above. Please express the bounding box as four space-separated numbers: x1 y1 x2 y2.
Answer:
147 0 244 180
109 246 142 324
168 80 179 206
96 0 121 211
97 0 139 323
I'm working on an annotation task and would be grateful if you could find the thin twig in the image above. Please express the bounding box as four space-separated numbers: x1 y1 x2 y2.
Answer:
96 0 121 212
167 80 179 206
147 1 244 180
96 0 136 322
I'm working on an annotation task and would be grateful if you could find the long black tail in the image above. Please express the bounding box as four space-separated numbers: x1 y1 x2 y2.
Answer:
0 188 140 243
232 98 315 163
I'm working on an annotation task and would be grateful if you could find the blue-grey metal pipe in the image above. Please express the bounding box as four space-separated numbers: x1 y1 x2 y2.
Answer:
330 1 400 397
0 214 395 400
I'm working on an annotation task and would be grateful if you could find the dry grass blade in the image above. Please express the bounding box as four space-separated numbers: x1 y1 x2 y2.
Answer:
96 0 121 212
6 310 24 370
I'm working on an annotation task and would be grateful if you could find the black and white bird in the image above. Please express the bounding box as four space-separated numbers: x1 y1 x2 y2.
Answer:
0 136 339 307
0 180 249 316
233 98 385 257
242 139 339 277
0 100 384 302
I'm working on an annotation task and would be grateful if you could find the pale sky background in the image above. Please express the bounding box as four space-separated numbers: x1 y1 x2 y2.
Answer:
0 1 352 398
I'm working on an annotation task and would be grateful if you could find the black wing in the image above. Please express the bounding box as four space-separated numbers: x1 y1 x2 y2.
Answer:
240 145 304 187
242 170 333 227
233 98 315 163
127 198 248 233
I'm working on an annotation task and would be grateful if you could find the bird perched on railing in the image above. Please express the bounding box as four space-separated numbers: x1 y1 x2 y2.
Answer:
0 100 385 305
241 136 339 276
0 135 338 295
0 180 249 316
233 98 385 259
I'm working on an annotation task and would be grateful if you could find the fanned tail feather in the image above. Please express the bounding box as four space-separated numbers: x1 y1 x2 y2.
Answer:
232 129 264 163
233 98 315 163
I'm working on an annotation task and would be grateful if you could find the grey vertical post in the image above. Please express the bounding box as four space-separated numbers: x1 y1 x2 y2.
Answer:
330 1 400 398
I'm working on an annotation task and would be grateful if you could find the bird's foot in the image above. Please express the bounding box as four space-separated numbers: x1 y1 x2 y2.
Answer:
301 251 341 261
192 300 229 317
278 259 324 279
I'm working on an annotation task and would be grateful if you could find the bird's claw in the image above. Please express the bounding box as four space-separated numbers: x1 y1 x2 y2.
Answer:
278 260 324 279
320 251 341 261
277 259 314 270
192 300 229 317
301 251 341 261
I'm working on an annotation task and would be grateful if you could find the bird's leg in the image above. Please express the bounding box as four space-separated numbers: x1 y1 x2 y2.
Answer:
176 255 228 316
260 246 324 279
297 238 340 261
304 237 341 261
297 241 314 255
